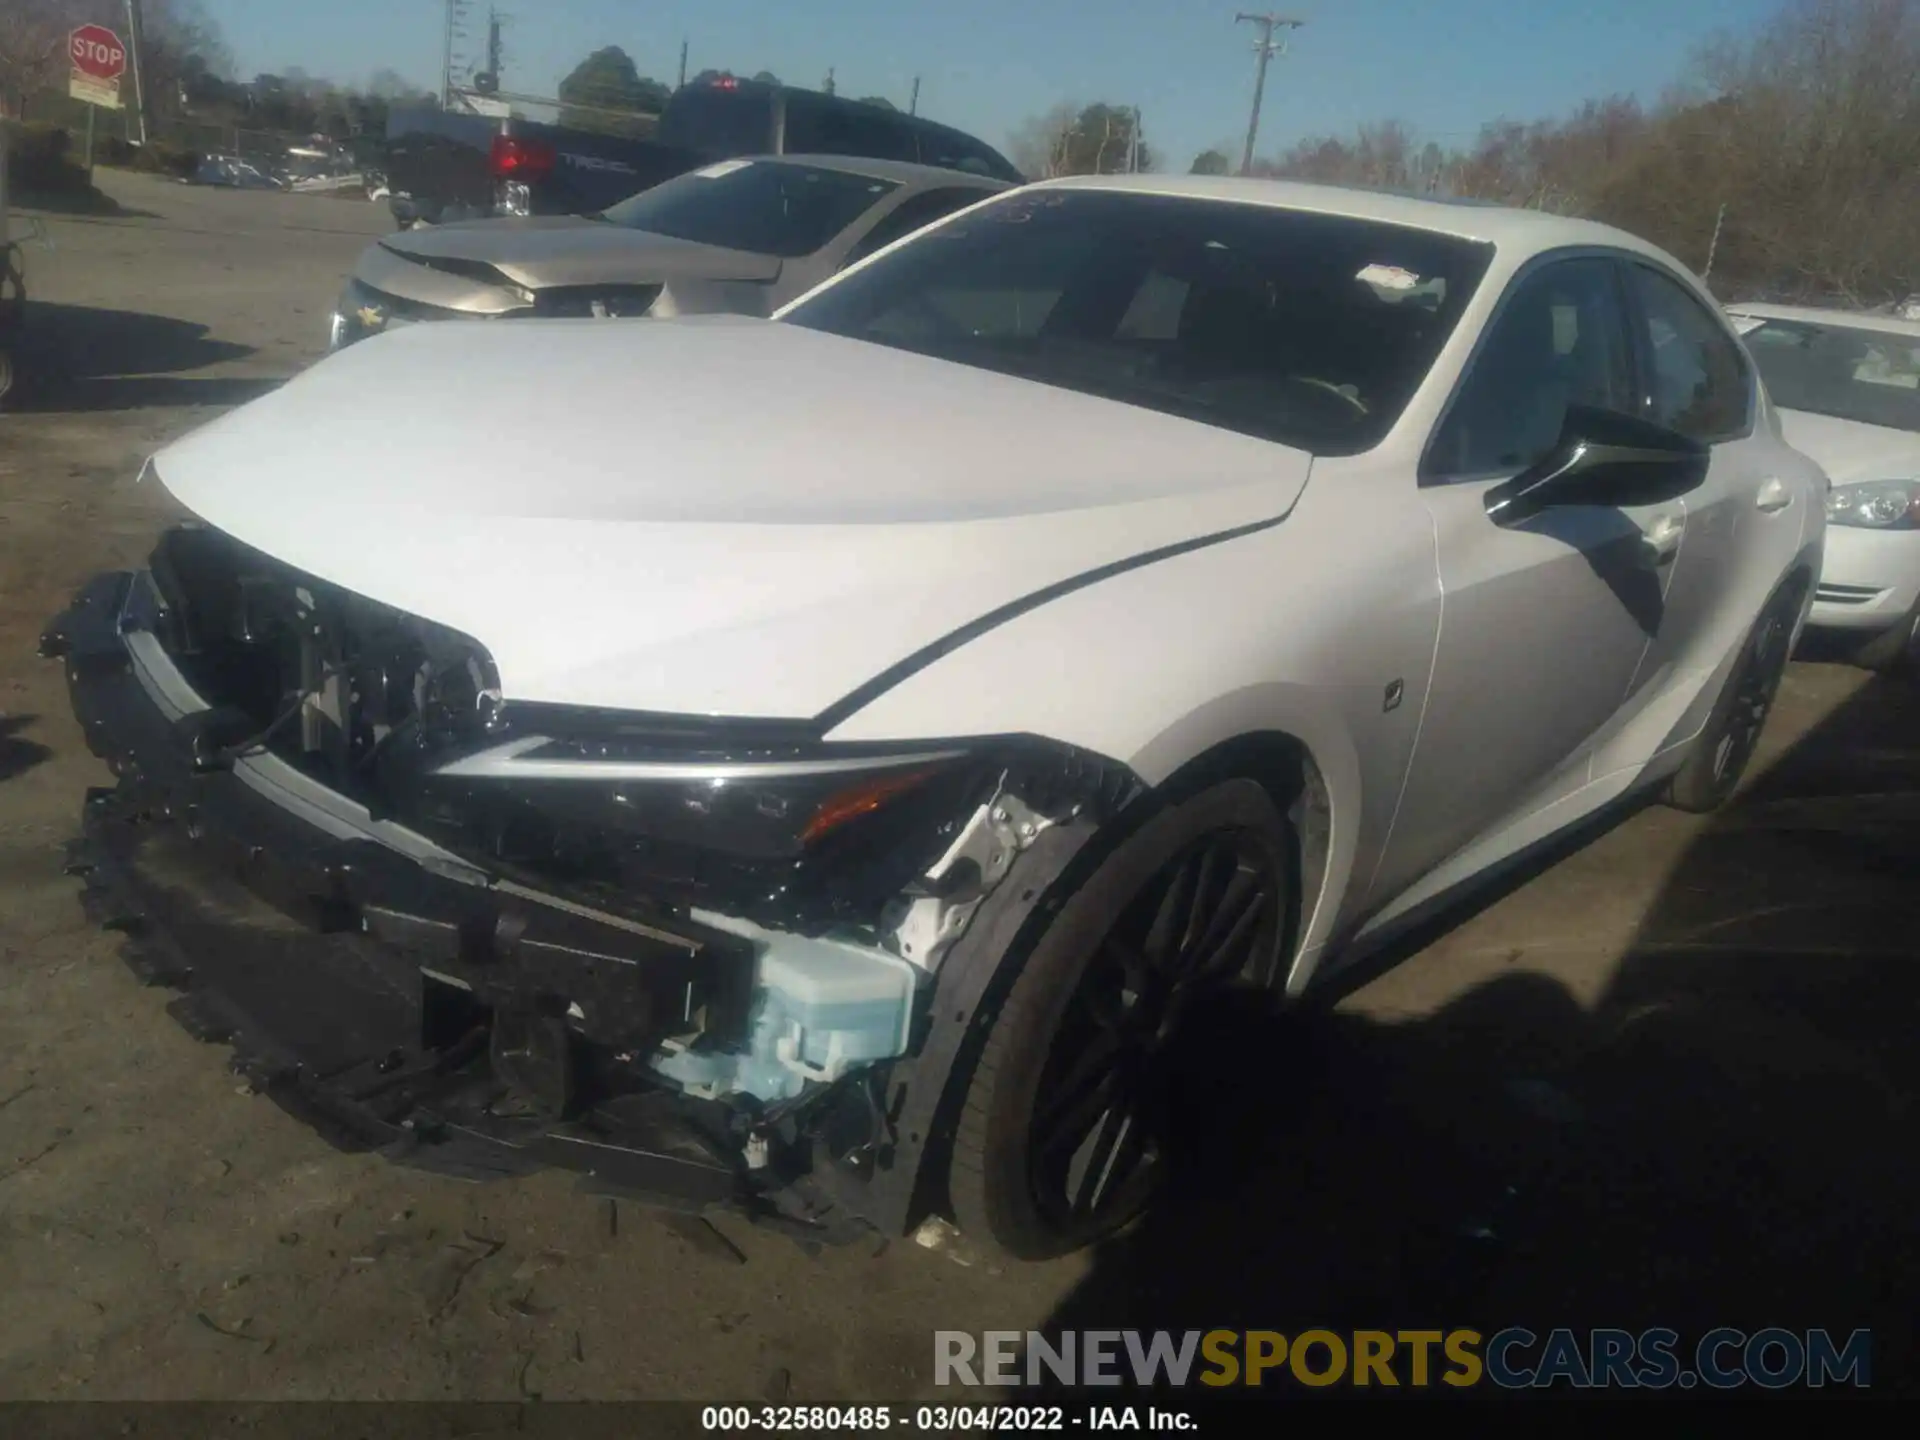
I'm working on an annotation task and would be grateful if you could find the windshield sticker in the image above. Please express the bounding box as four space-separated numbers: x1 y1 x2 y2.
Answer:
692 159 754 179
1356 263 1420 291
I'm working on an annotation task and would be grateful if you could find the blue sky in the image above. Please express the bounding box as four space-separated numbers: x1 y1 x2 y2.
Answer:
201 0 1783 169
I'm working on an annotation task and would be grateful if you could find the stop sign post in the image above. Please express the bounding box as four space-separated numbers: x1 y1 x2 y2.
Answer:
67 24 128 174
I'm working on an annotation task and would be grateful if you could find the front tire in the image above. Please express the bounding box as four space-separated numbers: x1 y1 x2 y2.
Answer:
946 778 1296 1261
1666 579 1802 813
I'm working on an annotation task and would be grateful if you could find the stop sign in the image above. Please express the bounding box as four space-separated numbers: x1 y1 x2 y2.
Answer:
70 25 128 81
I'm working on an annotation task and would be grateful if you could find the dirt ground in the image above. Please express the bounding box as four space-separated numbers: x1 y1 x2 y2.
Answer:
2 171 1917 1403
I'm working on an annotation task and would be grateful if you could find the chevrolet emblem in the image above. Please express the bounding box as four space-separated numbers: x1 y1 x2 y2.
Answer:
355 305 386 328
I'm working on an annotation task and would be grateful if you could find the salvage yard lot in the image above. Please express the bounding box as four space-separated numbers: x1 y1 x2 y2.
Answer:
3 171 1919 1400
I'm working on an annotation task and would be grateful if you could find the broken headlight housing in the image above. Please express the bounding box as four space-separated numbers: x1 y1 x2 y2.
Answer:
403 716 1141 935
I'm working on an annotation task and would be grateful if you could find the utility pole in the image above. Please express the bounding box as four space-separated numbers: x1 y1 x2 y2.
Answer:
908 75 920 115
1128 106 1141 172
1702 201 1728 281
678 39 688 88
123 0 151 145
441 0 456 107
1235 12 1303 176
823 66 835 96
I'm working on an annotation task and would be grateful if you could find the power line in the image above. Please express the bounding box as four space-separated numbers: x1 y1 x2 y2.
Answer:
1235 11 1304 176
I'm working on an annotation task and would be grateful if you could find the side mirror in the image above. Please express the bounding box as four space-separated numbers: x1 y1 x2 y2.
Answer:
1485 404 1708 527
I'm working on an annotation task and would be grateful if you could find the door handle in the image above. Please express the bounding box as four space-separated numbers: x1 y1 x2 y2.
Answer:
1756 478 1793 513
1639 513 1684 565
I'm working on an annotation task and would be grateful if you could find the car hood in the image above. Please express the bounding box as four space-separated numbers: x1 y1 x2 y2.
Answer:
378 216 783 288
148 315 1313 721
1777 407 1920 484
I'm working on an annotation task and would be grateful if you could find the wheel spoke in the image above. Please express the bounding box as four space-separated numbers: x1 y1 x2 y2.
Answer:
1033 1038 1126 1162
1178 841 1233 960
1102 934 1151 1002
1066 1103 1150 1215
1141 850 1199 970
1187 865 1270 981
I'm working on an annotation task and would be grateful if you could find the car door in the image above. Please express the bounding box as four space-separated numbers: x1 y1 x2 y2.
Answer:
1595 260 1769 758
1367 253 1668 904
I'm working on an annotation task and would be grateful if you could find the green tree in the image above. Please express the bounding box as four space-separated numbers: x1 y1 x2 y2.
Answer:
752 70 780 85
558 45 671 135
857 95 897 110
1189 148 1230 175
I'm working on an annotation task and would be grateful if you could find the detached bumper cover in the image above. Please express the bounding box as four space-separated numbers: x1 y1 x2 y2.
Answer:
41 572 839 1220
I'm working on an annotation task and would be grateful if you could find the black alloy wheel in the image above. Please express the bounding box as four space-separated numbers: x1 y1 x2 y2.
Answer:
1668 580 1802 813
1710 601 1790 788
948 777 1296 1260
1029 828 1283 1228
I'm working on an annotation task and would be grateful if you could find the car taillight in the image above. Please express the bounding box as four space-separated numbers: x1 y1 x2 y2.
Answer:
489 133 555 179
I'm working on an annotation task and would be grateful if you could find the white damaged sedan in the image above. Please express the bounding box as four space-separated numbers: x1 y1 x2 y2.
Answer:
43 177 1824 1260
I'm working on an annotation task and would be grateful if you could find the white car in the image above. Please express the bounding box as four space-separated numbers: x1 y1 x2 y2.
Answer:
1728 302 1920 671
44 176 1824 1261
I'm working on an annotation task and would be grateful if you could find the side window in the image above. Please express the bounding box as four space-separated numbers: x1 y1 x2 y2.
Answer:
1626 265 1751 441
1427 258 1635 479
841 188 988 267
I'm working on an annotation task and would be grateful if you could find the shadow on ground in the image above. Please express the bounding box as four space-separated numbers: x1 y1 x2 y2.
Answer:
1039 670 1920 1399
8 185 161 220
5 301 273 412
0 714 52 783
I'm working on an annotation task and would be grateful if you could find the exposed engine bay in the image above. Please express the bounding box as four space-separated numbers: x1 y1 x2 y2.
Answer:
42 522 1139 1239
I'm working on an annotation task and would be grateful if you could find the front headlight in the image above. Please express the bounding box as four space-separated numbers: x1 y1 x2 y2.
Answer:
429 733 979 860
1825 480 1920 529
391 714 1141 933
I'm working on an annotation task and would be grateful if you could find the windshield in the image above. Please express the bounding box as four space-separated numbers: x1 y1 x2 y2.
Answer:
781 189 1495 453
1741 319 1920 433
597 160 899 258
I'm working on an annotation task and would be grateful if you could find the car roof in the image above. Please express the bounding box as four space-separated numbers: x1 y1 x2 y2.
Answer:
1028 173 1685 264
748 153 1014 191
1723 300 1920 340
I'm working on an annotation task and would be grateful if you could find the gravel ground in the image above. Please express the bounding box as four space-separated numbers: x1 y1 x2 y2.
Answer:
1 170 1915 1404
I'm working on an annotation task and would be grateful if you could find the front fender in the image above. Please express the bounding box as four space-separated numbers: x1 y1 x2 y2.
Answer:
1125 683 1365 982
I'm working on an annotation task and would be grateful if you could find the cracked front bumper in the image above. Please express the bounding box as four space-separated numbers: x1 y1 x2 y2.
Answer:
39 571 857 1226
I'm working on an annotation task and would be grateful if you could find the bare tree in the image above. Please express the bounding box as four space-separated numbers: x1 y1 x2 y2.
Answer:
0 0 89 118
1009 101 1078 179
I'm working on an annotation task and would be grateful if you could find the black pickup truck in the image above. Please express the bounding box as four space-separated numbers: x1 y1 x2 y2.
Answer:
386 75 1024 225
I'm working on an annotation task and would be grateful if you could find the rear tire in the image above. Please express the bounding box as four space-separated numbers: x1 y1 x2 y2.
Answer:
946 778 1296 1261
1666 579 1802 813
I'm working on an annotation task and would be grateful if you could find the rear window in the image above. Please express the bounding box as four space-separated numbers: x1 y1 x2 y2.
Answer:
657 86 775 156
1743 319 1920 433
782 189 1495 454
597 159 900 258
783 92 918 162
